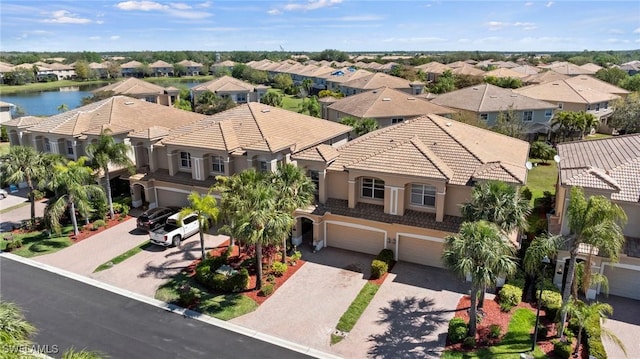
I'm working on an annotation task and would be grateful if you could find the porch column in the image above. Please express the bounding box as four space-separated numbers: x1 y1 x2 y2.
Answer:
268 159 278 172
168 152 178 176
436 188 446 222
247 157 253 170
192 156 205 181
318 170 327 204
313 221 322 250
71 140 78 161
223 156 231 176
348 180 356 209
148 145 157 172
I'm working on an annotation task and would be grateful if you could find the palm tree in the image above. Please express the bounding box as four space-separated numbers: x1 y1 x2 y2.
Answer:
46 157 106 236
461 180 531 306
565 299 626 357
86 129 134 218
442 220 518 336
559 187 627 340
523 233 563 301
0 301 37 349
271 163 316 263
0 146 50 225
178 190 219 260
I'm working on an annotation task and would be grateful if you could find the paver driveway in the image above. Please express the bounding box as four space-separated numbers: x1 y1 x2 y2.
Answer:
600 294 640 358
333 261 467 359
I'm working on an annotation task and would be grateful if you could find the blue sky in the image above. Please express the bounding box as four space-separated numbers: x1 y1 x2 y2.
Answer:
1 0 639 53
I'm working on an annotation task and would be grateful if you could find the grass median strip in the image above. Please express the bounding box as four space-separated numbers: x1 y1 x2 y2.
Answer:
94 240 152 272
331 282 381 345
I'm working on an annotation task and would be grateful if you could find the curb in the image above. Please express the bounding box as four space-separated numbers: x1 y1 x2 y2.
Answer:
1 253 343 359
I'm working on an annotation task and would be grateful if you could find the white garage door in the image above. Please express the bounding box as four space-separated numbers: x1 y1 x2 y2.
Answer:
398 235 444 268
326 223 384 255
157 189 190 208
604 265 640 300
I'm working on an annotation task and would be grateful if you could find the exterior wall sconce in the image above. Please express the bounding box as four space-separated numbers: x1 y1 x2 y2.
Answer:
387 237 396 245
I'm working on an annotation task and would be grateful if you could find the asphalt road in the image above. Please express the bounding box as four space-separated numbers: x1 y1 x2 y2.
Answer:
0 257 312 359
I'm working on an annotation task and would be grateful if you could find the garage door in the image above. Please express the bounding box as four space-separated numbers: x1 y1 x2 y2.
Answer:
156 189 190 208
398 235 444 268
604 265 640 300
326 223 384 255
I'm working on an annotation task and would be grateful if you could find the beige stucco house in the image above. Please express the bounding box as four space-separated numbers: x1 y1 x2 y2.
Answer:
291 114 530 266
548 134 640 300
92 77 179 106
190 76 269 104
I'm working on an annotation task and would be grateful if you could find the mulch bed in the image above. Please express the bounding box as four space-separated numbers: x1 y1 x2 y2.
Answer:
184 239 306 305
69 214 132 243
448 295 568 358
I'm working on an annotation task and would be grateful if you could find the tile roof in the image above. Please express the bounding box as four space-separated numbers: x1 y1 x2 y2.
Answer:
557 134 640 203
430 83 556 113
327 86 456 118
564 75 630 96
484 67 528 79
191 75 258 93
522 70 570 84
93 77 166 96
340 72 413 91
3 116 42 128
415 61 452 74
540 61 595 75
120 60 143 69
451 64 485 76
177 60 203 67
579 63 603 73
160 102 352 154
24 96 206 137
511 65 540 76
514 78 620 104
294 114 529 186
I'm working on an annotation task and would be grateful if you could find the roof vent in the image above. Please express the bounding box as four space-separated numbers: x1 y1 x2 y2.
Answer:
382 98 391 101
472 87 478 90
407 97 415 100
489 95 497 98
124 101 135 105
510 94 518 97
446 122 452 127
261 109 270 113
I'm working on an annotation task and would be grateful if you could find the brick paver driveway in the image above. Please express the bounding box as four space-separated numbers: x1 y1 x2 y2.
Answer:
333 261 467 359
600 294 640 358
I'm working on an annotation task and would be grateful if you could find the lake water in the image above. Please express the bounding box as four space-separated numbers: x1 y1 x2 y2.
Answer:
0 80 204 117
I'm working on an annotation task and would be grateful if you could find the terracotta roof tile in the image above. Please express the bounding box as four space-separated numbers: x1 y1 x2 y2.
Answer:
431 83 555 113
515 78 620 104
191 75 258 93
340 72 413 91
93 77 166 96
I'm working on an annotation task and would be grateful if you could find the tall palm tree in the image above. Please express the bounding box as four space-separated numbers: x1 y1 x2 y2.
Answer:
0 146 51 224
461 180 531 306
86 129 134 219
271 163 316 263
523 233 564 301
559 187 627 340
442 220 518 336
565 299 626 357
46 157 106 236
178 190 219 260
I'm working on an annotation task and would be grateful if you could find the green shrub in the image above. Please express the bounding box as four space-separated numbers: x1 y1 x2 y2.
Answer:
507 270 526 290
32 189 45 200
5 238 23 251
489 324 501 339
462 336 476 349
267 274 276 283
539 290 562 320
447 317 468 344
552 339 572 359
520 187 532 201
289 250 302 265
271 261 288 277
177 284 200 307
370 259 388 279
498 284 522 312
92 219 107 230
375 249 394 267
225 268 249 293
258 283 275 297
585 314 607 359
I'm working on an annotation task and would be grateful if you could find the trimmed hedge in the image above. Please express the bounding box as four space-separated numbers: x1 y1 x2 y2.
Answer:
271 262 287 277
539 290 562 321
259 283 275 297
376 248 394 267
371 260 388 279
194 247 248 292
498 284 522 312
447 317 468 344
585 314 607 359
552 339 572 359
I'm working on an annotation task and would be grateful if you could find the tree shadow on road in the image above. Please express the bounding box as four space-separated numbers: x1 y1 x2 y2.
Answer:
368 296 449 359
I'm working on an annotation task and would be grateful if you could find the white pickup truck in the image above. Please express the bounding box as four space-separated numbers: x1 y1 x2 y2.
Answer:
149 213 199 247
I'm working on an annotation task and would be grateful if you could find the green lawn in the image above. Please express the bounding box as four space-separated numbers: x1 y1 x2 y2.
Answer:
584 133 613 141
442 308 547 359
144 75 213 87
332 282 381 344
94 240 152 272
526 159 557 203
269 89 304 112
0 227 73 258
155 272 258 321
0 142 9 156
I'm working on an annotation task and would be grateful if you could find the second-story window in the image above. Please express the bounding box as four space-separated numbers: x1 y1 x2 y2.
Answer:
66 140 74 156
308 170 319 200
211 156 224 173
44 138 51 153
236 94 247 103
391 118 404 124
410 184 436 207
361 178 384 200
523 111 533 122
480 113 488 121
180 151 192 168
545 109 553 117
258 161 269 173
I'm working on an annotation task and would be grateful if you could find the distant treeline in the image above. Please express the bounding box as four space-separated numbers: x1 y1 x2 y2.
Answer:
1 49 639 67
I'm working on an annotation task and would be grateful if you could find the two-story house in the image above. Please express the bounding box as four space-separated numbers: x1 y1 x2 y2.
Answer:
548 134 640 300
291 115 530 266
92 77 179 106
120 60 143 77
177 60 203 76
414 61 452 83
339 72 425 96
430 83 557 140
323 86 457 128
127 102 352 209
190 76 269 104
149 60 174 77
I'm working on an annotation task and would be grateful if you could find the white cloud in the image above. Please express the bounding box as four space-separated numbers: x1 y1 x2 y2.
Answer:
89 36 101 40
267 9 282 15
199 1 212 8
608 29 623 34
116 1 168 11
282 0 343 12
487 21 536 31
545 1 554 7
42 10 91 24
458 38 471 43
96 20 105 24
524 2 534 6
170 3 192 10
605 38 630 44
110 35 120 40
633 27 640 33
338 15 383 22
